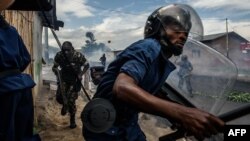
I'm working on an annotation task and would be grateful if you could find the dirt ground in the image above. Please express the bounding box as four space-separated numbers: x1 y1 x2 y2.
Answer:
35 84 177 141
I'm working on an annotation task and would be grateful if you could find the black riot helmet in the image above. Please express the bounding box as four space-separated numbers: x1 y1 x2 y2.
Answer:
144 4 192 39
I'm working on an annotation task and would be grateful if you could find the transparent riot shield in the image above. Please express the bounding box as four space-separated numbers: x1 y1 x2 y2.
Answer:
160 4 238 141
166 38 238 115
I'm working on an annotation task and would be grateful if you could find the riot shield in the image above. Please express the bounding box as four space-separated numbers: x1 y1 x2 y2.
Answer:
167 38 238 115
159 4 238 141
164 38 238 141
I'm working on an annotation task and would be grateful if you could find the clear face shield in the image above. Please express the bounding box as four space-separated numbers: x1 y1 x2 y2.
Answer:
163 4 238 140
156 4 203 56
158 5 191 33
158 4 204 40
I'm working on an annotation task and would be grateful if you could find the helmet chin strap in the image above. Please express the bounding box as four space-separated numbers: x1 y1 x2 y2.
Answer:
160 33 183 57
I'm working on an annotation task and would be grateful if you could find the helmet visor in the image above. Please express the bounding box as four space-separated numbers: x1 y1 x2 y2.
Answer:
158 4 203 40
158 6 191 33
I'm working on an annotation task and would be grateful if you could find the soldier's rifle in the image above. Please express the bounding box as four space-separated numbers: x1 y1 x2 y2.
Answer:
55 69 68 111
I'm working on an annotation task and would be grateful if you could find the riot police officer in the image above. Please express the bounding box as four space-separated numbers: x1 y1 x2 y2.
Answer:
82 4 224 141
0 1 41 140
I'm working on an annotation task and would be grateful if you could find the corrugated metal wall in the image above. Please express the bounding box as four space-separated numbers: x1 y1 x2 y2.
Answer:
3 10 34 76
3 10 43 124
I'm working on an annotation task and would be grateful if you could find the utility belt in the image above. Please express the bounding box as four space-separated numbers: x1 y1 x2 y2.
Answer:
0 69 21 79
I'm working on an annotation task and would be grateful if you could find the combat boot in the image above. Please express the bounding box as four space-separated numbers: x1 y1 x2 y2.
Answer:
69 115 77 129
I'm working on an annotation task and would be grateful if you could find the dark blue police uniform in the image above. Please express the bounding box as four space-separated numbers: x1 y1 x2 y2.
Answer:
0 24 39 141
83 38 176 141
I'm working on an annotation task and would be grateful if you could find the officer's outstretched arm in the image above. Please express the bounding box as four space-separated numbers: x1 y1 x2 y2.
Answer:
113 73 224 141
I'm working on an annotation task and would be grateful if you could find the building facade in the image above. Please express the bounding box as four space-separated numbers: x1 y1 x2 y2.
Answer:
201 32 250 80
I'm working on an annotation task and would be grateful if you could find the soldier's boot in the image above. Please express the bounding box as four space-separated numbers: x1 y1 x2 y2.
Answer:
61 105 67 116
69 115 77 129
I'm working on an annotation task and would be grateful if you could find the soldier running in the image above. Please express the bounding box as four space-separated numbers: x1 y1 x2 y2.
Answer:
177 55 193 97
52 41 89 128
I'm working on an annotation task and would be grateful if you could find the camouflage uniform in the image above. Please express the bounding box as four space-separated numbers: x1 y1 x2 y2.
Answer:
99 53 106 67
177 55 193 97
52 41 89 128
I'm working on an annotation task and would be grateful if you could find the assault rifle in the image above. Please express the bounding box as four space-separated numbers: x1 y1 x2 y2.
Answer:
159 83 250 141
55 69 68 112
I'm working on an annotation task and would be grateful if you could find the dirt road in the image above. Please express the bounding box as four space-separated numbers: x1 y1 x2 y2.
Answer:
35 84 85 141
35 84 174 141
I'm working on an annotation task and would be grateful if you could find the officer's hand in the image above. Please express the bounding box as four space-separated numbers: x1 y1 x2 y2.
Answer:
178 107 224 140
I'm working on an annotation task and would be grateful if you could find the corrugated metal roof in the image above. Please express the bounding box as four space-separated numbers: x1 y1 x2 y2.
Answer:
201 32 227 41
201 31 249 42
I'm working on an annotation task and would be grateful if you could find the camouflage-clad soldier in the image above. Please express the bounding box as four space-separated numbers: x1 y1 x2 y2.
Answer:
99 53 106 67
177 55 193 97
52 41 89 128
